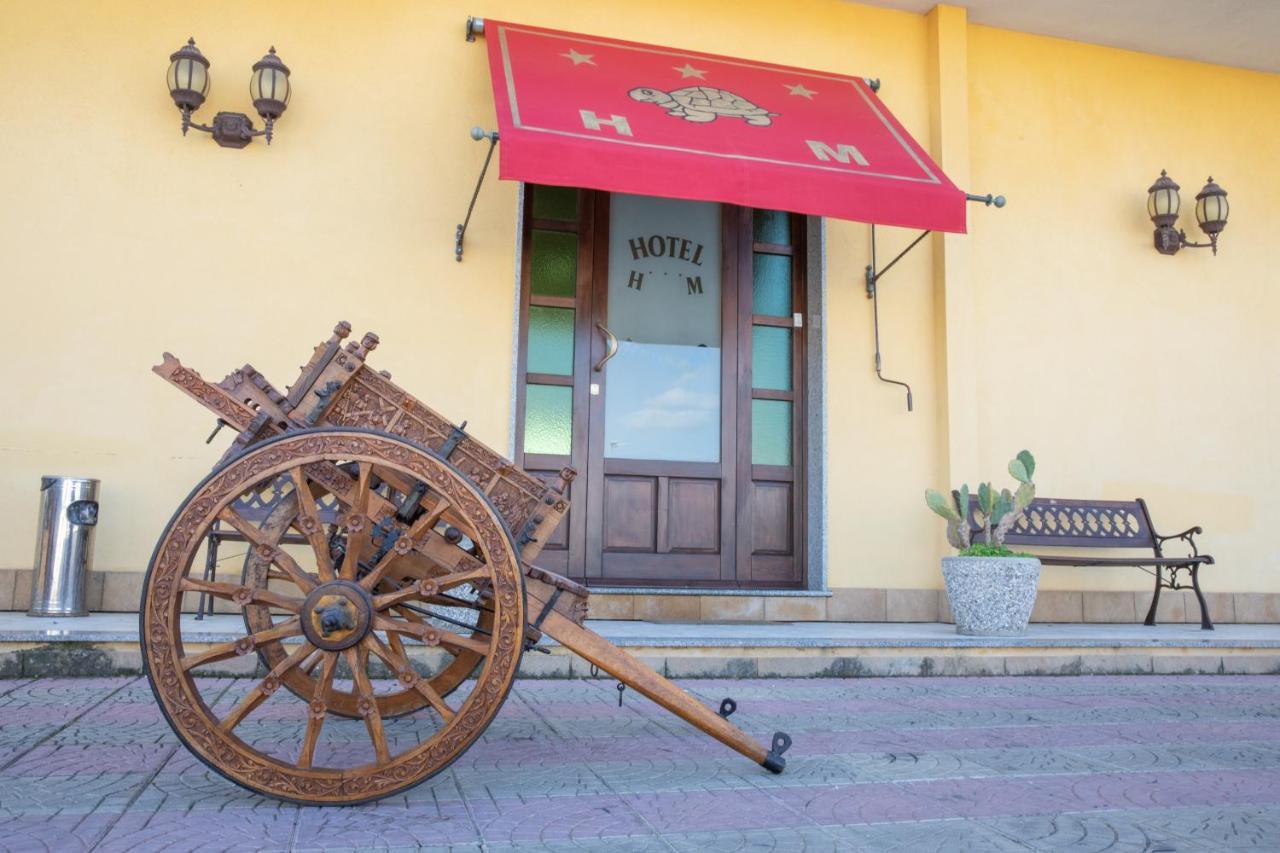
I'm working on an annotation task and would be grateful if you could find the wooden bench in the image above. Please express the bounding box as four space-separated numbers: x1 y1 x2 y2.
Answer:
970 497 1215 630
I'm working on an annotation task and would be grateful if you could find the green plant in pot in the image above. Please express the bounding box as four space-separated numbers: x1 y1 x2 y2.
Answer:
925 451 1041 635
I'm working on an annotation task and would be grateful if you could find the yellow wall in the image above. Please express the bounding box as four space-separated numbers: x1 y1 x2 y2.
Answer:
0 0 1275 596
966 24 1280 592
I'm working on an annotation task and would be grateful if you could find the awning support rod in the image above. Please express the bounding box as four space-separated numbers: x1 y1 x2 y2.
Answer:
865 224 925 413
455 127 499 262
863 191 1005 412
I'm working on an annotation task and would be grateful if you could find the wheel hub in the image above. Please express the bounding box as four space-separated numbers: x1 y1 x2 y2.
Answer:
301 580 373 651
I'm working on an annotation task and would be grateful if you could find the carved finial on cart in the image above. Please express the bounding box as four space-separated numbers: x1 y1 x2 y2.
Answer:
553 467 578 494
355 332 380 359
332 321 352 342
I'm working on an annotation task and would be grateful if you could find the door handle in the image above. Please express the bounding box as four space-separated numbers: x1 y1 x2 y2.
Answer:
593 323 619 372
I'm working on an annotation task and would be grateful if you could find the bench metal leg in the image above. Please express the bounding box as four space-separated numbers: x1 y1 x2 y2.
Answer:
1190 564 1214 630
1143 567 1161 626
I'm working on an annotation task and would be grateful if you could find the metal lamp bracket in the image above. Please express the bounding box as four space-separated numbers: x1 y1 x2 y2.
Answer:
865 191 1005 412
455 127 499 262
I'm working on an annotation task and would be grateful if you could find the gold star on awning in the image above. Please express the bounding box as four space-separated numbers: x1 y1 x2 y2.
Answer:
784 83 817 99
560 48 595 66
673 63 707 79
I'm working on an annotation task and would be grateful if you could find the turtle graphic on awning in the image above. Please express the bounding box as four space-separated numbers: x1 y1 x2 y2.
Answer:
629 86 777 126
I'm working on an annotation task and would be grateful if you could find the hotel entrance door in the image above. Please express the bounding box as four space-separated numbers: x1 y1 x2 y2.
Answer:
584 193 737 583
516 186 805 589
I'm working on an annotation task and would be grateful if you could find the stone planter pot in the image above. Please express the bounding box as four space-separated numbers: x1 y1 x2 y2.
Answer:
941 556 1042 636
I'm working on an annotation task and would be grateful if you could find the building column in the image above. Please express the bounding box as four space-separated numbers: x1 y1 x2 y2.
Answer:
927 4 979 488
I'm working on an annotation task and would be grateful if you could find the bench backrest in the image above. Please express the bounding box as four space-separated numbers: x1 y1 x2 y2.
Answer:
968 497 1155 549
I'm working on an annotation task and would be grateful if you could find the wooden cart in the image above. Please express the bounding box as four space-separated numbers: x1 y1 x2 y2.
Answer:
141 322 791 804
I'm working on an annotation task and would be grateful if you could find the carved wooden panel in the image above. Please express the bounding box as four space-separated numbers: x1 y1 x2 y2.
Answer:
750 481 792 555
666 478 720 553
602 476 657 552
529 470 571 552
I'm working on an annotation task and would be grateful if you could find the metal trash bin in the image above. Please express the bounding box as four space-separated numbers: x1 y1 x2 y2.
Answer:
29 476 99 617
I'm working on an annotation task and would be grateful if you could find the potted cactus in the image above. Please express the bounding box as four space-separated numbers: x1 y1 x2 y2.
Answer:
925 451 1040 635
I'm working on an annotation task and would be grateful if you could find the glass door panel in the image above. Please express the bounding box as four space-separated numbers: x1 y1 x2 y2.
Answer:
603 194 722 463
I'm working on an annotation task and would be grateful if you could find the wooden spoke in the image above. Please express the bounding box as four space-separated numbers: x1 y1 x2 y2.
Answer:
301 648 325 675
220 641 315 732
345 646 391 766
373 614 490 657
371 582 430 612
386 626 409 660
289 467 335 583
407 499 451 540
369 569 487 612
181 617 302 671
435 567 490 592
340 463 373 581
393 604 426 625
181 577 303 613
217 507 316 593
298 653 337 769
362 634 455 721
358 546 404 593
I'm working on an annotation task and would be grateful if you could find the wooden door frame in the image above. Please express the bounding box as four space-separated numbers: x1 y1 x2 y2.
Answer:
734 212 808 585
512 189 597 579
513 187 809 589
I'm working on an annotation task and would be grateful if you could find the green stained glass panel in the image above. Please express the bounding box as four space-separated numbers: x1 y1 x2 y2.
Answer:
753 209 791 245
752 326 792 391
752 253 792 317
527 306 574 375
530 229 577 298
532 185 579 221
752 399 792 466
523 384 572 456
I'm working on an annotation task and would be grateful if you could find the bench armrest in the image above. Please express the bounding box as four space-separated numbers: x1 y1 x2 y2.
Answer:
1154 525 1204 557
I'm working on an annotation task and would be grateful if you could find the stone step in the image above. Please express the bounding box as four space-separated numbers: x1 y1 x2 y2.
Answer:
2 613 1278 678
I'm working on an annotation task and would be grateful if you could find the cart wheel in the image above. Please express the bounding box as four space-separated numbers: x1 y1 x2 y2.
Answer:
141 428 525 804
239 490 491 719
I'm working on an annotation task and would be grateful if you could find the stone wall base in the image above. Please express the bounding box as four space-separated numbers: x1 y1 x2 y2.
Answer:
1 569 1276 624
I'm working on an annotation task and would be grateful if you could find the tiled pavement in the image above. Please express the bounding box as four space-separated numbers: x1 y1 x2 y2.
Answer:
0 675 1279 851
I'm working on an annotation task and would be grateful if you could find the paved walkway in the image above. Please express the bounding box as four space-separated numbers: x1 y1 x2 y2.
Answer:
1 675 1279 851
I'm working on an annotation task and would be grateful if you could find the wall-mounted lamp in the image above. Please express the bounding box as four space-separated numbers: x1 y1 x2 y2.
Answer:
1147 170 1229 256
167 38 291 149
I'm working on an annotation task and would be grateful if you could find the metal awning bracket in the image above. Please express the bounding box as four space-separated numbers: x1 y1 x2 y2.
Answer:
466 16 485 41
455 127 499 262
863 192 1002 412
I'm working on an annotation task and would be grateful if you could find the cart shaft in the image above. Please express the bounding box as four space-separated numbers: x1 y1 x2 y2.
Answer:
535 606 788 772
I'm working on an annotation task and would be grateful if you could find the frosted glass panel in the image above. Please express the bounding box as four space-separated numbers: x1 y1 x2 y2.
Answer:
752 254 792 317
752 326 792 391
604 193 722 462
530 230 577 298
753 209 791 245
527 306 574 375
523 384 572 456
752 399 792 466
532 185 579 221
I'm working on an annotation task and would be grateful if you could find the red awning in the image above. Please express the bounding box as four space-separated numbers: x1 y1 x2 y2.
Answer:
481 20 966 233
